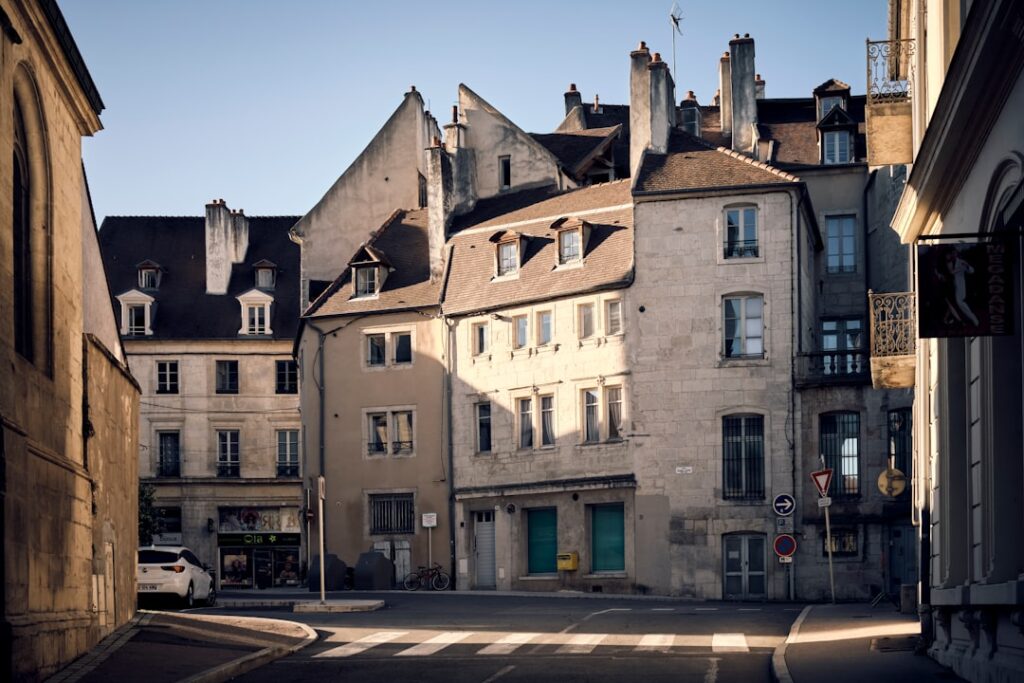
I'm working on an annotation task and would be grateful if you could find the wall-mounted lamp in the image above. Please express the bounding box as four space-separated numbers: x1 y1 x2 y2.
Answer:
506 503 517 514
206 518 215 533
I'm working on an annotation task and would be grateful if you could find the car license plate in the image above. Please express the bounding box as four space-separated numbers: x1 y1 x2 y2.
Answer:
139 584 159 591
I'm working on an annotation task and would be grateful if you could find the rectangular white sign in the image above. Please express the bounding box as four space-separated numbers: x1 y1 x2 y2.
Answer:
817 496 832 508
421 512 438 528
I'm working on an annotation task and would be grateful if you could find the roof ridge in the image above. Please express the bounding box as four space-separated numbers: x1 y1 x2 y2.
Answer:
102 214 302 220
708 140 801 182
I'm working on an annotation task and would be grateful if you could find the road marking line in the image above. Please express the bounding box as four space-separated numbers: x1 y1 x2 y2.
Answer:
635 633 675 651
695 607 719 611
711 633 749 653
315 631 408 658
773 604 813 683
395 631 473 657
556 633 607 654
477 633 539 655
651 608 675 612
481 664 516 683
738 608 762 612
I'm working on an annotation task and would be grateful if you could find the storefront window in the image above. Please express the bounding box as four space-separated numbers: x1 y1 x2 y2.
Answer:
275 550 301 586
221 549 252 588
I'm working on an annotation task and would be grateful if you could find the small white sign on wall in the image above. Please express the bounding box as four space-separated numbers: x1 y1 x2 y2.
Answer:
422 512 438 528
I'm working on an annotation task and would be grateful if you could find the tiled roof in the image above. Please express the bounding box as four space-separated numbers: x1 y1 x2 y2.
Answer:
634 130 798 194
530 126 620 176
443 180 634 315
98 215 301 339
306 208 443 318
452 180 632 233
756 96 866 167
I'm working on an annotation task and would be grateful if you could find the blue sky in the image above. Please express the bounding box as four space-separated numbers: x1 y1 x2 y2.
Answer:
61 1 887 223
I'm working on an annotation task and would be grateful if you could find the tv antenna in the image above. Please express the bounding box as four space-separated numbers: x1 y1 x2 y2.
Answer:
670 2 684 82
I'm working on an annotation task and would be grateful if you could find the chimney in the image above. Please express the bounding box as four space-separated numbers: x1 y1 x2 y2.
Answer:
564 83 583 116
729 34 757 153
205 199 249 295
712 88 721 107
425 145 454 283
444 105 465 152
718 52 732 134
648 52 675 150
629 42 652 178
755 73 766 99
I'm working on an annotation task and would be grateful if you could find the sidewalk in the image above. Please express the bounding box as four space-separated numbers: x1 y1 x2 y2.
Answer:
772 603 964 683
45 610 317 683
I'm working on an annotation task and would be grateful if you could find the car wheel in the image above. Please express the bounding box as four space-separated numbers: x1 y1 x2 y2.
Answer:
206 585 217 607
184 582 194 608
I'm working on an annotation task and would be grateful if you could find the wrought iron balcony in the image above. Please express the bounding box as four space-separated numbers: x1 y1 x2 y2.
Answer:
795 350 870 387
868 290 916 389
723 240 759 259
866 38 915 165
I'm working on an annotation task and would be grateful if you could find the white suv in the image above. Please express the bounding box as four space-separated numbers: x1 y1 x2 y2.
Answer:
137 546 215 607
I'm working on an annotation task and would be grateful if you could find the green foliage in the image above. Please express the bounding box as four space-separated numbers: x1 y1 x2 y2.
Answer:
138 483 157 546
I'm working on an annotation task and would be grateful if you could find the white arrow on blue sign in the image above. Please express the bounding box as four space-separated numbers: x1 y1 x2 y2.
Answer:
773 493 795 517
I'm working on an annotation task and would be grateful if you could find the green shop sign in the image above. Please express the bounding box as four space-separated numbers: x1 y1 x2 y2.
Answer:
217 532 301 547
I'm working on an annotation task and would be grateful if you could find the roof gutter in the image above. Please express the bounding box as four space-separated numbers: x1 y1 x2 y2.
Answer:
632 181 801 201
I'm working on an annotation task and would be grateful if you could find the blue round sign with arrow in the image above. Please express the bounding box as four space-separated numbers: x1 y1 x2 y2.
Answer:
773 493 795 517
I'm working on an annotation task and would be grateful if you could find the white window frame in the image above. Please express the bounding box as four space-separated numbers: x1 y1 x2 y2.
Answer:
605 386 623 440
723 295 764 359
604 299 623 336
540 394 556 447
472 322 490 356
276 429 300 476
517 397 534 450
536 310 553 346
362 327 415 370
138 267 159 290
116 289 154 337
578 302 595 340
513 315 528 349
354 266 379 298
825 214 857 273
580 385 626 443
245 303 268 334
823 130 851 164
391 410 415 456
818 95 844 119
236 288 274 336
724 205 758 259
582 388 601 443
558 229 582 264
156 360 179 394
497 241 518 277
216 429 240 477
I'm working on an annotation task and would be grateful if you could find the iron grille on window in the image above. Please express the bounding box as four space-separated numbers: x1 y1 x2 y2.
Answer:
820 412 860 498
157 432 180 477
722 415 764 499
369 493 414 534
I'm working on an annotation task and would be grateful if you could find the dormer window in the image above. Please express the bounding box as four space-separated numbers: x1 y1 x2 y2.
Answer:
554 218 590 266
254 259 277 290
497 241 518 276
136 260 162 290
818 95 844 119
236 289 274 336
116 289 155 337
355 266 379 297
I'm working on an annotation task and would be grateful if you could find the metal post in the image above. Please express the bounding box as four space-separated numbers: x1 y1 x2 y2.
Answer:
428 526 433 568
824 504 836 604
318 475 326 604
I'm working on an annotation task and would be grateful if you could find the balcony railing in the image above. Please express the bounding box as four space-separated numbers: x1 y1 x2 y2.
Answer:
867 38 915 105
869 291 916 357
796 350 870 387
724 240 759 259
277 464 299 477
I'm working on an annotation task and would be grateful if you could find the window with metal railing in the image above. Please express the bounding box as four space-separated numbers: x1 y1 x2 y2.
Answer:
724 206 758 259
157 431 181 477
276 429 299 477
722 415 764 499
369 493 414 534
820 412 860 498
216 430 240 477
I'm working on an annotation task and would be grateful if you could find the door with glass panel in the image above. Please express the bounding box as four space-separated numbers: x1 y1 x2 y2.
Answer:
473 510 496 588
723 534 766 600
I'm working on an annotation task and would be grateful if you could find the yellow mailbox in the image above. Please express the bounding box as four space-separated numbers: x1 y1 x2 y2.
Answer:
556 551 579 571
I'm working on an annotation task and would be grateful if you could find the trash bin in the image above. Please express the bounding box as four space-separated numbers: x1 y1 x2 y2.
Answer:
308 554 347 592
354 551 395 590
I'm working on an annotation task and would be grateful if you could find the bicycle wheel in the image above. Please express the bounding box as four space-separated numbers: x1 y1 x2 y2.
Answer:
403 571 422 591
430 571 451 591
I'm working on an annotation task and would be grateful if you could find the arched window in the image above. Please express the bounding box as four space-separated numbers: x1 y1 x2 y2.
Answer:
12 99 33 360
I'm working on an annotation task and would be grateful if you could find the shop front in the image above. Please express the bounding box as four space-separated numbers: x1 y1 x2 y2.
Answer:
217 506 302 589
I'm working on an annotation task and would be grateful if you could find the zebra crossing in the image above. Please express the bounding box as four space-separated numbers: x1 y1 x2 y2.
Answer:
308 628 779 660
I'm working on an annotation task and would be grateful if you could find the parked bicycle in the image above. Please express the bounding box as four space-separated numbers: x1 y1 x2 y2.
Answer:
403 562 451 591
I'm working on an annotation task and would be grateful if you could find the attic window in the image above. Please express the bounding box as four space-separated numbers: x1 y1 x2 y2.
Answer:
116 289 155 337
138 267 160 290
818 96 844 119
497 241 518 276
559 230 581 264
355 266 379 297
255 262 277 289
823 131 852 164
499 155 512 191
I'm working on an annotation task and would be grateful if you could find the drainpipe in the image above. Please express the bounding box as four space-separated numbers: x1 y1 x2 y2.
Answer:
789 187 801 602
445 317 457 585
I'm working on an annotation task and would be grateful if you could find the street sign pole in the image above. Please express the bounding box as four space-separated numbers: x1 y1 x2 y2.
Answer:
817 458 836 604
318 475 326 605
428 526 433 568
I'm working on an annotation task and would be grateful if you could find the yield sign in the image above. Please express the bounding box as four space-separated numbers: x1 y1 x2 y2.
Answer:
810 468 833 497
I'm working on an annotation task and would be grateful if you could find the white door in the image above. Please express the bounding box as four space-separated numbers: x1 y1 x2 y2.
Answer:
474 511 496 588
723 534 766 600
393 540 411 584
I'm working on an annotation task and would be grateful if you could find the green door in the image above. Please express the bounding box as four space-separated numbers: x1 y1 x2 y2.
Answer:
527 508 557 574
591 504 625 572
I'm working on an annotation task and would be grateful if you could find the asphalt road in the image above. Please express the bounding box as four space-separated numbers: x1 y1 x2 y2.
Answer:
195 592 803 683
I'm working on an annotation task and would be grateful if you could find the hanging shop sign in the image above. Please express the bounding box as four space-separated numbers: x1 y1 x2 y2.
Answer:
917 238 1014 338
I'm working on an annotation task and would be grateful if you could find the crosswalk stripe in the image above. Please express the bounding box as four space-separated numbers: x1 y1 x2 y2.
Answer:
635 634 675 651
711 633 749 653
477 632 540 655
395 631 474 657
315 630 408 658
556 633 607 654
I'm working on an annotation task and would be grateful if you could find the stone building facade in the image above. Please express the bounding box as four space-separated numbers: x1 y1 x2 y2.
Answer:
1 2 140 679
99 202 304 590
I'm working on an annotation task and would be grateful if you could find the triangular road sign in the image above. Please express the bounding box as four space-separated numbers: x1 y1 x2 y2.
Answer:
810 468 833 497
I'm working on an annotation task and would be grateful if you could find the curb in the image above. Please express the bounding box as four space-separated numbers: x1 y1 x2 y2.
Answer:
216 598 385 612
179 616 318 683
771 604 812 683
45 613 150 683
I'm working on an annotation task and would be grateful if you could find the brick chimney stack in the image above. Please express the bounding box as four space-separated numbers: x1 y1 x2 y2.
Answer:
729 33 758 154
564 83 583 116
